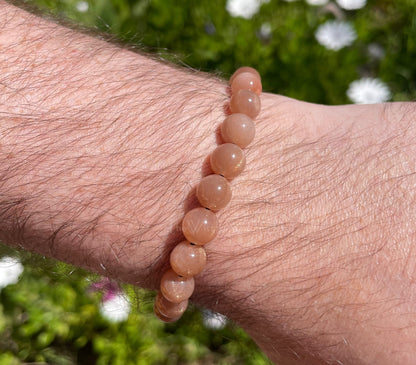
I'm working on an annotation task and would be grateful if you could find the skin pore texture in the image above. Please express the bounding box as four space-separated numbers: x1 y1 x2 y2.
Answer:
1 2 416 364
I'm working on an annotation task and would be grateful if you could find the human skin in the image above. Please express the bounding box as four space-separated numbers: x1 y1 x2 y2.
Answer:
1 2 416 364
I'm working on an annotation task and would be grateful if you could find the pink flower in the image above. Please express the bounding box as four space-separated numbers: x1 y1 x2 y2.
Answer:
89 278 131 323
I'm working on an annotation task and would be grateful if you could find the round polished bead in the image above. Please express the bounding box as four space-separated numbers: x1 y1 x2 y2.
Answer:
210 143 246 179
196 174 232 211
154 303 179 323
182 207 218 245
170 240 207 277
221 114 255 148
155 291 188 319
160 269 195 303
230 89 261 119
230 66 261 85
231 72 262 96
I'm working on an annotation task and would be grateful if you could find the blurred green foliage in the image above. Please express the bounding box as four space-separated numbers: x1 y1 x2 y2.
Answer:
25 0 416 103
1 0 416 363
0 246 269 364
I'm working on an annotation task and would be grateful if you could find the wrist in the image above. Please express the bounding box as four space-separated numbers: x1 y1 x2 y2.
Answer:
198 99 416 365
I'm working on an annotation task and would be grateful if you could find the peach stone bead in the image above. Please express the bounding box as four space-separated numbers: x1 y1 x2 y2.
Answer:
160 269 195 304
221 113 255 148
170 240 207 277
210 143 246 179
230 89 261 119
154 304 179 323
231 72 262 96
182 207 218 245
229 66 261 85
196 174 232 211
155 291 188 319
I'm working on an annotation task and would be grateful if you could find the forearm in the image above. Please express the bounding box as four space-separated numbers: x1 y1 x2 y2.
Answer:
0 1 225 287
2 2 416 365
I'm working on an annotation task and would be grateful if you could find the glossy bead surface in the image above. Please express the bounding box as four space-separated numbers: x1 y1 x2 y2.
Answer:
155 291 188 319
210 143 246 179
197 174 232 211
182 207 218 245
221 113 255 148
230 89 261 119
231 72 262 96
154 304 179 323
230 66 261 85
170 240 207 277
160 269 195 303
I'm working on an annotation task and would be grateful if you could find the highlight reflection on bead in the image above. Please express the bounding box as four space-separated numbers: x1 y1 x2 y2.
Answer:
210 143 246 179
221 113 255 148
160 269 195 303
229 66 261 85
230 89 261 119
231 71 262 95
182 207 218 245
196 174 232 211
170 240 207 277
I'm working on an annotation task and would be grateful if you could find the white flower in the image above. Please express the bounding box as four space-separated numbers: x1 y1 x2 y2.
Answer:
336 0 366 10
0 256 23 290
347 78 391 104
315 20 357 51
76 1 89 13
367 43 385 60
99 293 131 323
226 0 270 19
259 23 272 39
306 0 329 5
203 310 228 330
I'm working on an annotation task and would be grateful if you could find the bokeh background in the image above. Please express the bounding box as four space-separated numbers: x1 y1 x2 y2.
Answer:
1 0 415 364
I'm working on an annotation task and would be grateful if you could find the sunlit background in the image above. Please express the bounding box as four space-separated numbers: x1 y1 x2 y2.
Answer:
1 0 415 364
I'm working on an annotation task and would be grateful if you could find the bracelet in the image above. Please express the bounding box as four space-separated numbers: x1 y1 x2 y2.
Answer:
154 66 262 322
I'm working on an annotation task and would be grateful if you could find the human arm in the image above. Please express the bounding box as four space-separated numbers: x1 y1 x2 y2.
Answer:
1 2 416 364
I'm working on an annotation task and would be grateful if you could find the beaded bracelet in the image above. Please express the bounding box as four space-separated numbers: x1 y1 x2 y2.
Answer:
154 66 262 323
